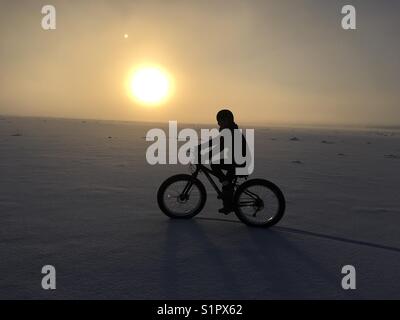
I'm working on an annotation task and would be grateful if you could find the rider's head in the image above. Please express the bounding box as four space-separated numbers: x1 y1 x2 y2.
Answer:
217 109 234 128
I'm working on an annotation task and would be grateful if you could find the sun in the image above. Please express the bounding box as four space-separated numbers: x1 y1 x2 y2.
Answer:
128 66 172 105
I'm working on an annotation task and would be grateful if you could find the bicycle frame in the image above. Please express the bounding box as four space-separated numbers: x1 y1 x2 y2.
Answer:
190 164 239 198
158 164 286 227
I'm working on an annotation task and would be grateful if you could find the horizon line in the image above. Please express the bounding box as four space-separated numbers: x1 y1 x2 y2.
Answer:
1 113 400 131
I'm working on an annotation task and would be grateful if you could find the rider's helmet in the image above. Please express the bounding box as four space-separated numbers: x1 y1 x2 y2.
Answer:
217 109 234 126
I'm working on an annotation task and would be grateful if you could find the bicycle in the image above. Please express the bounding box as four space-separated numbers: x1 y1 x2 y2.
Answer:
157 163 286 228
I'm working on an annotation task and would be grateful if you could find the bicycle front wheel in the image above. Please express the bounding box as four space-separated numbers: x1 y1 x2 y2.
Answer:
233 179 285 227
157 174 207 219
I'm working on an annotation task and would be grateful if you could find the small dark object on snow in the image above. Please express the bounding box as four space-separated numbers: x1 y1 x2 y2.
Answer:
384 154 399 159
291 160 303 164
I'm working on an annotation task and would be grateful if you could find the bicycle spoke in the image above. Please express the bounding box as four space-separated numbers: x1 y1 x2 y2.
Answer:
238 200 257 207
237 184 280 225
243 189 261 200
163 180 201 216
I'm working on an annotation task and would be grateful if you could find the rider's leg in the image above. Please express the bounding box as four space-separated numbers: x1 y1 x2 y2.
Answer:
211 164 235 214
221 167 235 211
210 163 226 182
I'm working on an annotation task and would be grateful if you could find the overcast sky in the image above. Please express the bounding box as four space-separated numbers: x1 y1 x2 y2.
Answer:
0 0 399 126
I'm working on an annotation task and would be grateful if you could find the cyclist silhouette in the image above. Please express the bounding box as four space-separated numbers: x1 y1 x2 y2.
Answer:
158 110 286 227
197 109 247 214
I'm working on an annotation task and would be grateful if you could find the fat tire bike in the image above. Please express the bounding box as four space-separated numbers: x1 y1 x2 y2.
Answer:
157 164 286 228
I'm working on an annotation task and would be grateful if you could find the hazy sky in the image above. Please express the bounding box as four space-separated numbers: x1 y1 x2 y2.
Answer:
0 0 399 126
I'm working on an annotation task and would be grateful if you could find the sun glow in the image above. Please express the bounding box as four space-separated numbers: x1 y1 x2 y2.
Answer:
128 66 172 105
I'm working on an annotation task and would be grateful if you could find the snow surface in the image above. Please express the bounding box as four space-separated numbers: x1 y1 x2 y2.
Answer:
0 116 399 299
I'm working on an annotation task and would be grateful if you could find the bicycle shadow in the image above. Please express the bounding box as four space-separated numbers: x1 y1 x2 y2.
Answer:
160 219 244 299
159 215 400 299
196 216 400 254
201 217 347 298
238 227 351 299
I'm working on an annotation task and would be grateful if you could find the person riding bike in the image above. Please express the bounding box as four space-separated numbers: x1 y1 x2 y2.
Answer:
158 110 285 227
197 109 248 214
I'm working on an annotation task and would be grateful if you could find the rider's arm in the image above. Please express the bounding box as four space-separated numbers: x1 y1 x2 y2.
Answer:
193 132 222 163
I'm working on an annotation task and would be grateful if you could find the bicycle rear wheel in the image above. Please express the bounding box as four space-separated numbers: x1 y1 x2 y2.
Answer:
157 174 207 219
233 179 285 227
